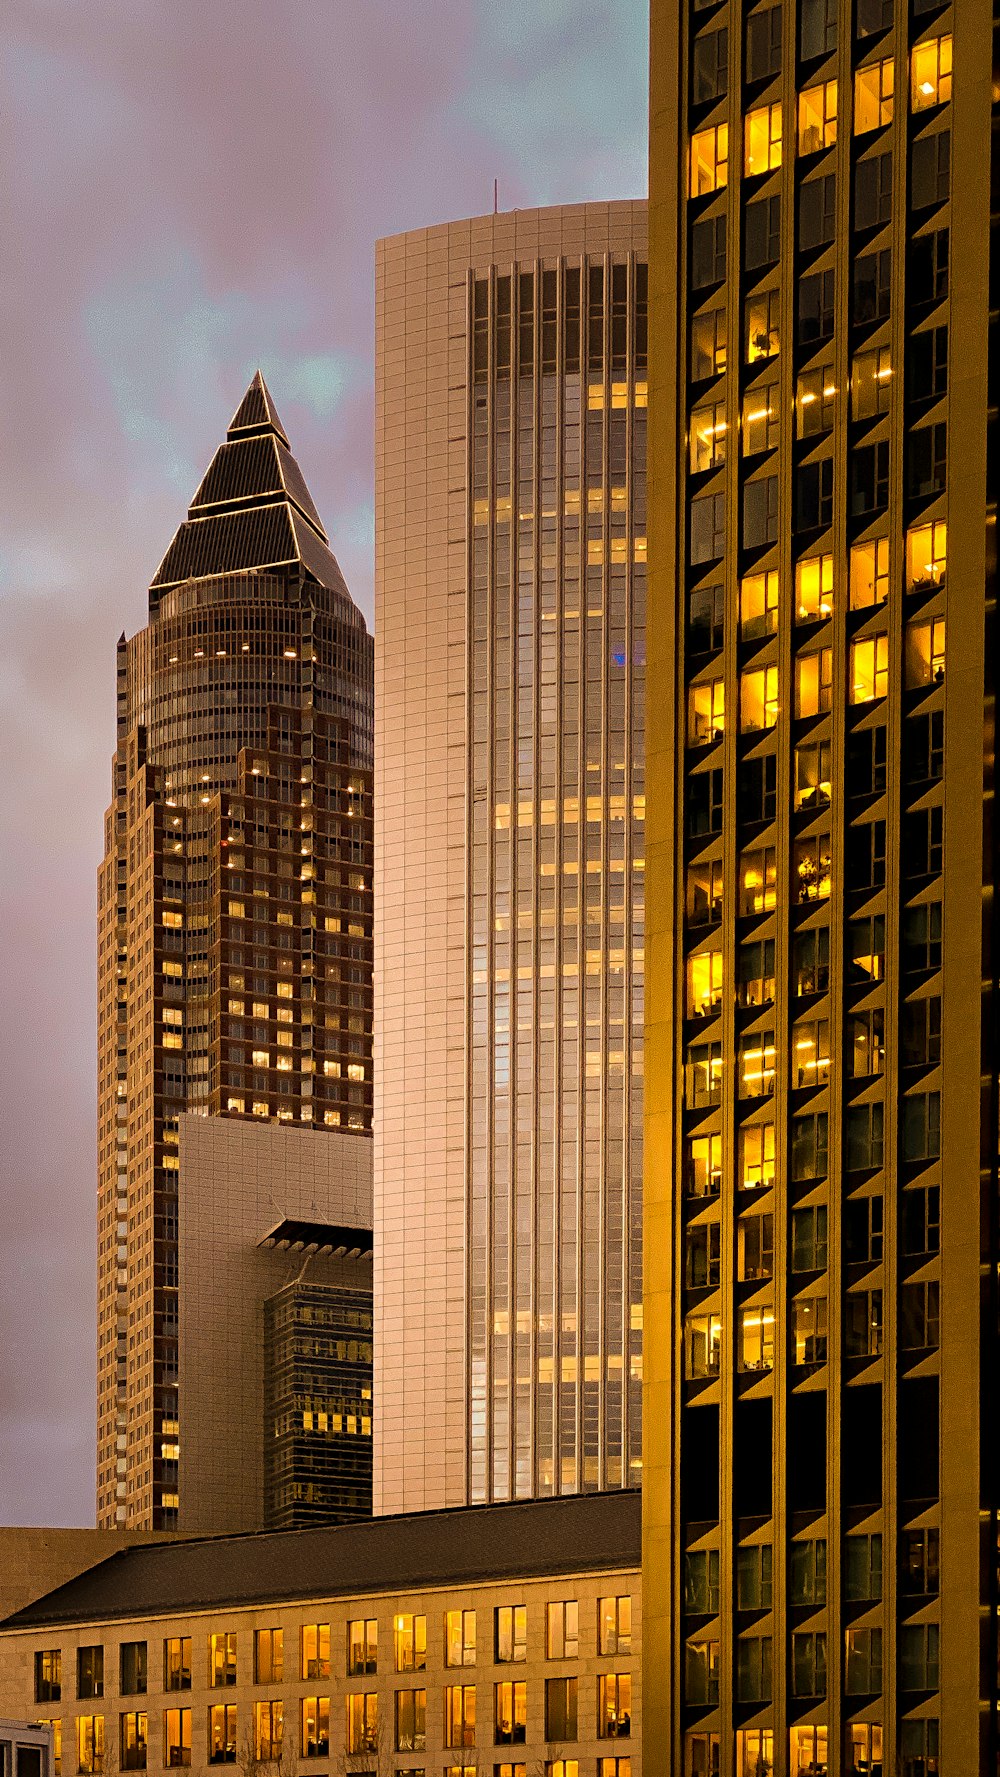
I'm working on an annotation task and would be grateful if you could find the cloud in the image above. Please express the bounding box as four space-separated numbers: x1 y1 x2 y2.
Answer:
0 0 647 1525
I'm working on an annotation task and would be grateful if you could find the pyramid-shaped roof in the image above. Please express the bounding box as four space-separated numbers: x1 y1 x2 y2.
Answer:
149 372 350 606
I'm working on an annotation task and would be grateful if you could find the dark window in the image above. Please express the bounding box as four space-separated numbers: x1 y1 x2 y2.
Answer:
905 711 944 785
901 996 941 1067
900 1625 940 1692
902 900 942 971
909 326 949 402
845 1534 883 1601
791 1112 828 1180
691 213 728 289
845 1194 884 1265
909 229 949 307
746 3 783 81
847 726 887 797
900 1280 940 1349
691 490 727 564
791 1205 828 1271
120 1643 148 1696
854 153 893 231
853 248 892 327
688 582 725 653
908 422 947 498
795 459 834 532
685 1547 721 1614
848 912 885 982
900 1528 940 1597
736 1636 773 1704
791 1632 827 1698
798 269 836 345
686 1222 722 1289
743 476 779 551
903 805 943 877
799 172 836 251
851 440 890 515
904 1188 941 1265
846 1101 884 1171
34 1651 61 1705
739 754 778 825
688 769 724 837
800 0 837 60
793 925 830 995
911 131 950 210
847 819 886 891
902 1092 941 1164
745 195 781 269
693 26 729 102
856 0 893 35
78 1646 104 1700
790 1538 827 1605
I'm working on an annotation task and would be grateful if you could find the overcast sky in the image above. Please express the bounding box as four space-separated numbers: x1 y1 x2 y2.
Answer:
0 0 648 1525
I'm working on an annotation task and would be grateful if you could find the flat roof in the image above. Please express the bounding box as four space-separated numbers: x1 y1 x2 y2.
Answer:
1 1493 640 1630
258 1217 373 1257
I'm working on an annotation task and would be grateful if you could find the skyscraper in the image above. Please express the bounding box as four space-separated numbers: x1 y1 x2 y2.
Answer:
97 374 374 1530
645 2 995 1772
375 203 648 1513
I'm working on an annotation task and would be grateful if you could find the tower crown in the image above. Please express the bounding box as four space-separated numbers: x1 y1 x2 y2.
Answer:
149 371 350 607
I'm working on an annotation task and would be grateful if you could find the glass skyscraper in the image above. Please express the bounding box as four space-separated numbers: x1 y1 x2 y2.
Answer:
375 204 648 1512
97 375 373 1528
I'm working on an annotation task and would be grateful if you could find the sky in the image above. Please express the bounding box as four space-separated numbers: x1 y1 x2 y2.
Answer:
0 0 648 1525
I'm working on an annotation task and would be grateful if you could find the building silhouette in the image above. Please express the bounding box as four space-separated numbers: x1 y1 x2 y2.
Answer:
96 374 374 1530
375 204 648 1513
645 2 994 1772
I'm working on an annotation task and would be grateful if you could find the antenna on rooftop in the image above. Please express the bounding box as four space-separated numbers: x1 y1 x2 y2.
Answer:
494 177 499 215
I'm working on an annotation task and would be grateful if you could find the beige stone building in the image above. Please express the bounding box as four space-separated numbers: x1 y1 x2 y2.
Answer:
0 1495 640 1777
375 202 648 1518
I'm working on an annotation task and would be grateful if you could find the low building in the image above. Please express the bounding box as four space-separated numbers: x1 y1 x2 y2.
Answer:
0 1494 640 1777
0 1719 53 1777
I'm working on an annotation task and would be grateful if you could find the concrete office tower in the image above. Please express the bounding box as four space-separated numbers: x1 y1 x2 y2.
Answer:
97 375 374 1530
375 203 648 1513
645 2 995 1772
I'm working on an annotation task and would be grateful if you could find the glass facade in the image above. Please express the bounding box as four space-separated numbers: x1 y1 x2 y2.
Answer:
263 1282 374 1528
647 0 997 1770
466 257 647 1500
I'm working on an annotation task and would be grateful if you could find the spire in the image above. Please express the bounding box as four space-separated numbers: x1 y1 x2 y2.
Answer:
227 370 290 447
149 374 350 607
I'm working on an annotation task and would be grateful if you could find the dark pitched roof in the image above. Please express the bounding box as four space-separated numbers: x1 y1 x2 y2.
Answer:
149 372 350 602
1 1493 640 1630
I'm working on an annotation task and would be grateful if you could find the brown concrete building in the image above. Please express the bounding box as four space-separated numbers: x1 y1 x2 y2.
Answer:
644 0 995 1772
0 1494 641 1777
375 203 648 1516
97 374 374 1531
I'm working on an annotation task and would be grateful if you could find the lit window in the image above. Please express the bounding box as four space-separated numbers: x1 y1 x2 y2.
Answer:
911 35 952 110
906 518 947 590
740 569 779 640
794 648 833 716
444 1685 476 1749
251 1050 269 1068
739 1304 775 1372
690 124 729 195
163 911 183 929
445 1610 477 1668
855 58 893 132
495 1606 527 1663
323 1060 341 1078
394 1689 426 1754
208 1703 237 1764
740 665 779 731
546 1601 579 1660
252 1101 269 1118
850 634 889 702
226 901 244 919
798 80 837 153
796 370 837 438
252 1001 268 1019
740 1123 776 1191
850 537 890 609
299 1697 329 1758
301 1625 330 1681
252 1702 282 1761
687 1132 723 1198
495 1680 528 1745
209 1634 236 1689
687 678 725 745
687 949 724 1018
740 848 778 916
906 619 946 688
346 1619 377 1676
394 1615 426 1673
163 1709 190 1769
745 104 782 174
795 554 834 622
227 999 244 1016
324 1109 341 1126
598 1596 632 1656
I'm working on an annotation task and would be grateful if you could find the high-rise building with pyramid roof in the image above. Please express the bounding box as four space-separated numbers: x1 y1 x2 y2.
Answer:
96 375 374 1530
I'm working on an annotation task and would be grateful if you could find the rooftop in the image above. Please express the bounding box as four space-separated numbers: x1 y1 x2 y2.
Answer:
1 1492 640 1630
